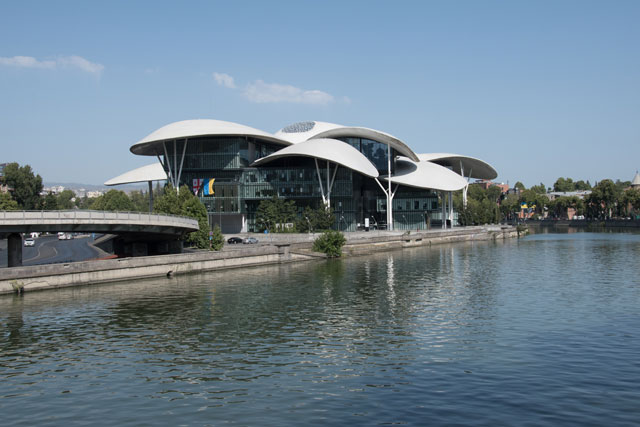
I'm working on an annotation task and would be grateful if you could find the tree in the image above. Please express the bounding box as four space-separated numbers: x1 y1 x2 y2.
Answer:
0 192 19 210
154 184 214 250
255 196 297 232
553 177 575 192
500 193 520 221
40 192 58 210
585 179 620 219
1 163 43 209
454 185 501 225
615 179 631 192
129 190 150 212
574 180 591 191
621 189 640 218
549 196 584 219
181 194 210 249
209 224 224 251
313 230 346 257
530 183 547 194
75 195 93 209
296 205 335 233
56 189 76 210
514 182 526 191
91 190 135 211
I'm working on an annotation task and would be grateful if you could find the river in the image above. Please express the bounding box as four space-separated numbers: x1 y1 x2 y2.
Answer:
1 230 639 425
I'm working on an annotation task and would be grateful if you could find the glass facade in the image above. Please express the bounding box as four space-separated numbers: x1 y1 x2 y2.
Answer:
164 136 440 233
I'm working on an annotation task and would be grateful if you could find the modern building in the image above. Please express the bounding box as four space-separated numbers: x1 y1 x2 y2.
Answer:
110 119 497 233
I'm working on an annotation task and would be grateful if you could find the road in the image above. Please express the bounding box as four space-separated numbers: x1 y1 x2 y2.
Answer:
0 234 102 268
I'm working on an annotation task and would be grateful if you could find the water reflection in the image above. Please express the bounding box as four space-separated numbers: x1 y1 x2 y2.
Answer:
1 234 640 425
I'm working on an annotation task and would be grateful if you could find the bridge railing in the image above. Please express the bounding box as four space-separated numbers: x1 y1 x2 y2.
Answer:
0 210 198 227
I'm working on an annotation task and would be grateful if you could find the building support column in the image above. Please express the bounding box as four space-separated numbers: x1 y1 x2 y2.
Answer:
148 180 154 213
387 143 393 230
7 233 22 268
175 138 189 193
448 191 454 228
441 192 446 229
315 159 327 206
162 142 174 187
374 179 398 230
315 159 339 209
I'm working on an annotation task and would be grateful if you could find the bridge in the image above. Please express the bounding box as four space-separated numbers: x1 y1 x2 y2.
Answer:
0 210 200 267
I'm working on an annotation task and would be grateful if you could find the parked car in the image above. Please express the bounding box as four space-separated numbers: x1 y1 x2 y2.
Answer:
24 238 35 247
58 232 67 240
243 237 258 244
227 237 243 244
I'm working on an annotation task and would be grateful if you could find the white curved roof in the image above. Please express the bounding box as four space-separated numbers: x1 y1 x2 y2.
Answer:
385 157 468 191
418 153 497 180
130 119 290 156
632 171 640 186
251 138 379 178
105 163 167 186
275 121 419 161
274 121 343 143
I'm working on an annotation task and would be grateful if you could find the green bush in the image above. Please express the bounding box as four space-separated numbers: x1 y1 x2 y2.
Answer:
312 230 346 257
209 224 224 251
154 184 216 250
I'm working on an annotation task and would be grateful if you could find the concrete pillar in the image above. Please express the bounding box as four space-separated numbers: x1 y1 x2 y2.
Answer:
276 243 291 261
7 233 23 267
441 192 446 229
448 191 454 228
148 181 154 213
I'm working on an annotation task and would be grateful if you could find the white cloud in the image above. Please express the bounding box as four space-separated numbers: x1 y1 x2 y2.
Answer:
243 80 334 105
0 56 56 69
57 55 104 74
0 55 104 75
213 72 236 88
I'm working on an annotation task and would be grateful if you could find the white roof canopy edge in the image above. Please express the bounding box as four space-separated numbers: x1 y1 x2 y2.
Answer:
130 119 291 156
417 153 498 180
386 157 469 192
311 127 419 162
105 163 167 186
251 138 379 178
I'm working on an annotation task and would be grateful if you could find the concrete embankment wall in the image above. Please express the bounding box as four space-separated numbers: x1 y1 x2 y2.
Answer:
0 226 516 295
525 219 640 229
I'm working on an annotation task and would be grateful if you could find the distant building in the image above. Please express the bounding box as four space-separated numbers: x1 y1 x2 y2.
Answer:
473 179 509 193
547 190 591 201
87 191 104 198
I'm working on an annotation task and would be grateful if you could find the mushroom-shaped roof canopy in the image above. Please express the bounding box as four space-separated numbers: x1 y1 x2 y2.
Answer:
275 121 419 162
105 162 167 186
417 153 498 180
251 138 379 178
130 119 290 156
384 157 468 192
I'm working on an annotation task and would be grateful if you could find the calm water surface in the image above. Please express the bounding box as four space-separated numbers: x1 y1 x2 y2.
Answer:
1 231 639 426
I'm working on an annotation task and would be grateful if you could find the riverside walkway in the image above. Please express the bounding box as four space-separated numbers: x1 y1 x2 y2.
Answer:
0 210 199 267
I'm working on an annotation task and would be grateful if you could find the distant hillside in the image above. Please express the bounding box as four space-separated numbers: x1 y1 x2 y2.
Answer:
44 182 149 193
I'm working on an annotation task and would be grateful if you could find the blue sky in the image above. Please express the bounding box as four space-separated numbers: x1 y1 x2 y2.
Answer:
1 0 638 188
